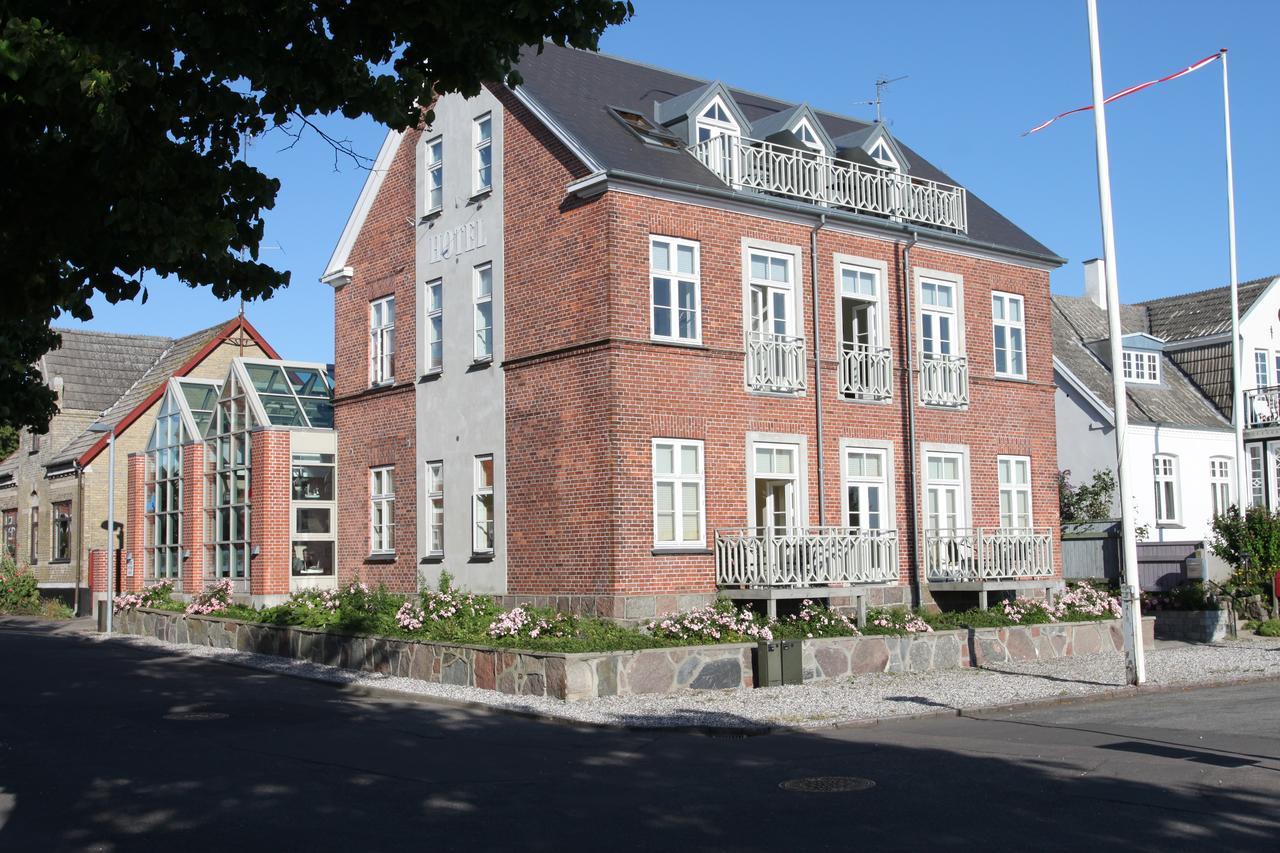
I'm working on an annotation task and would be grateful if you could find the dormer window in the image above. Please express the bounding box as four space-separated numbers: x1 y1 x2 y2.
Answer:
792 118 823 153
868 139 900 172
1122 350 1159 384
696 97 739 143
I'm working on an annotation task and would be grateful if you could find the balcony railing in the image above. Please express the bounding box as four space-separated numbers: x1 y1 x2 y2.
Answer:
924 527 1054 582
689 135 968 233
840 343 892 400
747 331 807 393
716 527 899 588
1245 386 1280 428
920 354 969 407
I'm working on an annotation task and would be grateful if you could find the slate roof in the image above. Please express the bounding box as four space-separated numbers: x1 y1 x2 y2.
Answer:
512 44 1059 262
1052 296 1229 430
1139 276 1276 341
49 319 240 468
42 329 171 413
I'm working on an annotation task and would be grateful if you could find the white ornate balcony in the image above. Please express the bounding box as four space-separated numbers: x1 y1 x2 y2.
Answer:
924 527 1054 582
840 343 892 400
1245 386 1280 429
689 135 968 233
747 331 806 393
716 527 899 588
920 354 968 407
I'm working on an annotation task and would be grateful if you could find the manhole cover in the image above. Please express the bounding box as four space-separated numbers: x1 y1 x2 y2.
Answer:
779 776 875 793
163 712 228 722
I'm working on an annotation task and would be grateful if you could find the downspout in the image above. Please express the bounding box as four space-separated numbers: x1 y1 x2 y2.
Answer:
810 214 828 524
73 462 84 617
900 230 924 609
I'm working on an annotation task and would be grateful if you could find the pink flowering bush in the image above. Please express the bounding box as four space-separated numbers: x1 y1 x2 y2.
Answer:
774 599 860 639
488 606 574 641
865 607 934 635
115 579 180 613
645 599 774 643
1051 581 1122 621
186 578 233 615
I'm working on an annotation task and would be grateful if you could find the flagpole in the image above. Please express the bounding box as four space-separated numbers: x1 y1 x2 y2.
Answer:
1221 49 1246 510
1086 0 1145 685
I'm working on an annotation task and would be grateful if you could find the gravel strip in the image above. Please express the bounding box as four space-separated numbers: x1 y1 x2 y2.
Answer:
90 630 1280 731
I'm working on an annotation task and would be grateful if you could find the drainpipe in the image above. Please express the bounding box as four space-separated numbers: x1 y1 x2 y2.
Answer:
900 229 927 609
73 462 84 617
810 214 828 525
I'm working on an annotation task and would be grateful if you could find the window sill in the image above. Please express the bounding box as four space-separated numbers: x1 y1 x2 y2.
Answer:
469 552 495 563
649 337 707 350
48 558 71 565
470 187 492 202
420 369 443 383
365 553 396 564
368 380 395 391
651 547 712 556
467 358 493 372
1156 522 1185 530
840 394 893 405
420 554 444 564
992 373 1030 383
420 208 443 222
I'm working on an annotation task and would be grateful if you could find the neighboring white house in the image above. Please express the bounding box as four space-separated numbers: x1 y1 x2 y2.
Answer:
1053 259 1279 543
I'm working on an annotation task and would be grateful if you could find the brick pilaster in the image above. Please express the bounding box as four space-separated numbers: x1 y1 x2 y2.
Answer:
181 440 207 592
249 428 291 597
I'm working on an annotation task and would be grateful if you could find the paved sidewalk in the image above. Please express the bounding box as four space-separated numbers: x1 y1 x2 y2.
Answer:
74 620 1280 730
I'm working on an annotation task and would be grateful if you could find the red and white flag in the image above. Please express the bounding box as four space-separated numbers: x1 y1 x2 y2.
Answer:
1023 51 1222 136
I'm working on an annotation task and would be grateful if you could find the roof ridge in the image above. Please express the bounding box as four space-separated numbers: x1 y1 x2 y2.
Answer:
49 326 174 343
1137 275 1277 307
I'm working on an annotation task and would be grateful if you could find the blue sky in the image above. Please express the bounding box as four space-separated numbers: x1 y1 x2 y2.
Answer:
63 0 1280 363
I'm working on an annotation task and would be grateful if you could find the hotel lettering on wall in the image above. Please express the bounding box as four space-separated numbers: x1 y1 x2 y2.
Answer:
428 218 486 264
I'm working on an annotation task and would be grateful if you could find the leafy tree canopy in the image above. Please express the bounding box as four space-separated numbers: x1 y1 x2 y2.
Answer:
0 1 633 433
1057 468 1117 523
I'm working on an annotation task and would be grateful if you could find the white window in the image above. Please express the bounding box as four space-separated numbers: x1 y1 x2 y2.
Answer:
652 439 705 547
920 279 957 361
793 118 822 152
370 296 395 386
473 114 492 194
650 236 700 343
1248 445 1265 508
997 456 1033 529
751 442 799 534
924 452 965 533
868 139 900 172
473 263 493 360
845 449 887 530
748 250 795 338
695 96 739 144
1121 350 1159 384
840 263 881 348
370 466 395 554
426 461 444 556
1255 350 1270 389
425 136 443 214
425 279 443 372
472 455 495 554
1153 455 1179 525
991 292 1026 379
1210 456 1232 516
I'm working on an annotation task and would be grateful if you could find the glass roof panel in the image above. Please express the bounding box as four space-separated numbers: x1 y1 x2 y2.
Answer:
286 367 328 398
260 394 305 426
299 398 334 429
245 364 291 395
180 380 220 413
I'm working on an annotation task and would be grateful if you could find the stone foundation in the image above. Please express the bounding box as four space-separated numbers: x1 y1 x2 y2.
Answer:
115 609 1154 703
1152 609 1234 643
489 592 716 624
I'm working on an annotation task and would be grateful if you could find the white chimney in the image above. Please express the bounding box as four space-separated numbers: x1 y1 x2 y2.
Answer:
1083 258 1107 309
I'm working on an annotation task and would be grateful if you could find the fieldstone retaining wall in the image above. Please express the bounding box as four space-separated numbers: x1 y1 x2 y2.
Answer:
1152 609 1234 643
116 609 1153 702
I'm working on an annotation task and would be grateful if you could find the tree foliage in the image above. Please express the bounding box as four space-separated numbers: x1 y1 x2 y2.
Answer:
0 1 633 433
1057 469 1118 523
1210 505 1280 593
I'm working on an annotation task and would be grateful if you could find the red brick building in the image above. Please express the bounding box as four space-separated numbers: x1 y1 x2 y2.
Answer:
325 45 1065 619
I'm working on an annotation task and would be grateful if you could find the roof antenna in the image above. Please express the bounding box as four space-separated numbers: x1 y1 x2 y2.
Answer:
857 75 909 123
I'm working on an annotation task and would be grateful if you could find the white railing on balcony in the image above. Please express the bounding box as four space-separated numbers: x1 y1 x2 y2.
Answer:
689 135 968 233
1245 386 1280 428
716 527 899 588
840 343 892 400
747 331 807 393
920 354 968 406
924 527 1054 582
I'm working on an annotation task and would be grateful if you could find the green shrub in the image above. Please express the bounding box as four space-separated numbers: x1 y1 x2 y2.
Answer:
772 600 860 639
38 598 73 620
0 558 40 613
1255 619 1280 638
864 607 933 635
1211 505 1280 595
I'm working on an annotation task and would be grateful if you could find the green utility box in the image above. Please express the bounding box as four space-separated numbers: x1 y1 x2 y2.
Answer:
755 640 782 687
779 640 803 685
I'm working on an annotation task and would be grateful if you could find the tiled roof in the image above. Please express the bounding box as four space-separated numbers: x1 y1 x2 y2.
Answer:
1052 296 1229 430
512 44 1059 262
1139 276 1276 341
43 329 172 412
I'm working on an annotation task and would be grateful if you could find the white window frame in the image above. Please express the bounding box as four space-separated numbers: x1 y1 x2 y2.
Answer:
843 446 889 531
472 454 495 555
694 95 740 144
1255 349 1270 389
997 455 1033 529
1210 456 1233 516
868 139 900 172
792 117 824 153
1122 350 1160 384
921 444 971 534
649 236 701 344
472 113 493 195
370 466 395 555
1153 454 1180 525
426 461 444 556
1248 444 1266 508
473 263 493 361
425 136 443 215
918 275 961 362
991 292 1027 379
746 246 798 338
369 295 395 387
652 439 706 549
425 279 443 373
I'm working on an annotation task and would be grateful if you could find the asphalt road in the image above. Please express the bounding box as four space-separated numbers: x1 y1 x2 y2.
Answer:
2 618 1278 852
